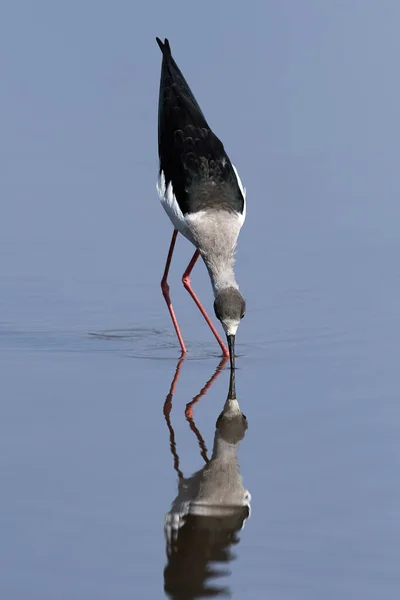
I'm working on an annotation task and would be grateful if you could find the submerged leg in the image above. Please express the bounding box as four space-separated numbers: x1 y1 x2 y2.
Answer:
182 251 229 357
161 230 186 355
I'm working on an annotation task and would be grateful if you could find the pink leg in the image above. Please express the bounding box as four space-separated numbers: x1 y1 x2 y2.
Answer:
161 230 186 355
182 251 229 358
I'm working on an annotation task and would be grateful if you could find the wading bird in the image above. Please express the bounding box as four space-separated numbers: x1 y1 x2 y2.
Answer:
156 37 246 368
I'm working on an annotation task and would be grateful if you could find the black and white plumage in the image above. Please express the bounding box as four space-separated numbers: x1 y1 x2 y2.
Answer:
156 37 245 215
156 37 246 365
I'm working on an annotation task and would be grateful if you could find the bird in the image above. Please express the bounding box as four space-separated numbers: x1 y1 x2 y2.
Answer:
156 37 246 369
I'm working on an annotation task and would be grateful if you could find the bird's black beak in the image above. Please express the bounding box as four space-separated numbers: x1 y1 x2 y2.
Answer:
227 334 235 371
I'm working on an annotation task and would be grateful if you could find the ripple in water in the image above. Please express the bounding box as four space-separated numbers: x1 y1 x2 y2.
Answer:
88 328 227 361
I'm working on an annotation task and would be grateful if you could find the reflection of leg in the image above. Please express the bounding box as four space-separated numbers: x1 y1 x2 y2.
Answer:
182 251 229 357
163 357 185 479
161 230 186 355
185 356 228 464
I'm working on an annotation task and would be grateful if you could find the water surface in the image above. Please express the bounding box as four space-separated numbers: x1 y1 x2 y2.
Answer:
1 2 400 598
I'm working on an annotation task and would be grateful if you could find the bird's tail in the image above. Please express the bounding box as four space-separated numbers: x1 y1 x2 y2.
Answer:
155 36 208 128
156 37 172 58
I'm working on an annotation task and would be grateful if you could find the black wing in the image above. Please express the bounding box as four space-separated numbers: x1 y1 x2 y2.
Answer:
156 38 244 216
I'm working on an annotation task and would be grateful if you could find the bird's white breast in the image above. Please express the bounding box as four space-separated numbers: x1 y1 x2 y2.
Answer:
156 164 246 242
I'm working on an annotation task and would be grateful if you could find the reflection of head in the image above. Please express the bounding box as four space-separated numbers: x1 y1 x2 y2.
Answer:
216 398 248 445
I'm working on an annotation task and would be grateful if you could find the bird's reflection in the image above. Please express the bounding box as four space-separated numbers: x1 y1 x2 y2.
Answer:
163 359 251 599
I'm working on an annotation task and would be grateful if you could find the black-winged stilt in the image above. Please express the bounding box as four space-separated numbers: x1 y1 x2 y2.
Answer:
156 37 246 369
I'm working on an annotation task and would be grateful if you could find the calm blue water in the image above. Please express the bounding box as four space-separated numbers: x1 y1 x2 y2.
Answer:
1 2 400 598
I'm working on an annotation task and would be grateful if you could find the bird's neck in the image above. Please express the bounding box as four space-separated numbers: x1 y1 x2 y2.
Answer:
203 257 238 297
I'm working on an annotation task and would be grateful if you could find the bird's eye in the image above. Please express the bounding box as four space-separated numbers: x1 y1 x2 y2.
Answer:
241 313 245 319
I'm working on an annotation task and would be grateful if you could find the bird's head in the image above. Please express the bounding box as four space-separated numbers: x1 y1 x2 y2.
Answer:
213 287 246 369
